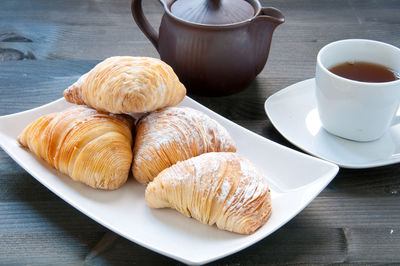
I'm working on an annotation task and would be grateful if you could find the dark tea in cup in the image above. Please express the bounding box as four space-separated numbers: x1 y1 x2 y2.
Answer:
329 61 399 83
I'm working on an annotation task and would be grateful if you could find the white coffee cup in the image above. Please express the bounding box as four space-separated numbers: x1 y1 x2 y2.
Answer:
315 39 400 142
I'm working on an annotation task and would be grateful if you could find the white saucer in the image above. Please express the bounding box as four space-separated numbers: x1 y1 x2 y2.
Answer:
265 78 400 169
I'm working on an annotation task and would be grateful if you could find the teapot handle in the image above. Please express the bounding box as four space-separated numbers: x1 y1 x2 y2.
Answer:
131 0 159 50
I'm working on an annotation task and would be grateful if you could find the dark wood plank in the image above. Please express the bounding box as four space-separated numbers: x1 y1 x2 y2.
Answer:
1 0 399 63
0 60 97 115
345 228 400 263
295 192 400 228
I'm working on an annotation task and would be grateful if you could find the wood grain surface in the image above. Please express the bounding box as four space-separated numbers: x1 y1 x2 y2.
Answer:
1 0 400 265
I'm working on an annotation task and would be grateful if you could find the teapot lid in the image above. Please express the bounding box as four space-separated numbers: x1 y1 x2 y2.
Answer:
170 0 256 25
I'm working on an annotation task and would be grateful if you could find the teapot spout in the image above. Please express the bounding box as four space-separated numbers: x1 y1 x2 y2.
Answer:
255 7 285 27
249 7 284 75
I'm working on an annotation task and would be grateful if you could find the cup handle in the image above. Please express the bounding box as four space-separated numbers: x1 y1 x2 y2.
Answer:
392 108 400 125
131 0 159 50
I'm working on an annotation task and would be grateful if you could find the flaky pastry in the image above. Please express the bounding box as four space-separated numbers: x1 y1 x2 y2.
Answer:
63 56 186 114
18 106 134 190
145 152 272 234
132 106 236 184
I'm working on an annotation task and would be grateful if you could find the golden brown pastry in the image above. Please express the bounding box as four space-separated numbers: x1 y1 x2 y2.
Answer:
17 106 134 190
146 152 271 234
132 106 237 184
63 56 186 114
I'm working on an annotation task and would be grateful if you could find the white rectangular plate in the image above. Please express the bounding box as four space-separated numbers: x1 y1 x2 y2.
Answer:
0 97 338 265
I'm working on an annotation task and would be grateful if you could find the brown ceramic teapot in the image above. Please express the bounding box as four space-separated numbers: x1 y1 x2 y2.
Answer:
132 0 284 95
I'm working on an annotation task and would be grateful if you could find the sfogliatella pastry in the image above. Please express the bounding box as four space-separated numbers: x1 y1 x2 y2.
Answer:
145 152 271 234
132 106 237 184
18 106 134 190
63 56 186 114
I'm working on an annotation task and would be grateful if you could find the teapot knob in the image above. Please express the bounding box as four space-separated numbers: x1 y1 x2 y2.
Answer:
208 0 221 8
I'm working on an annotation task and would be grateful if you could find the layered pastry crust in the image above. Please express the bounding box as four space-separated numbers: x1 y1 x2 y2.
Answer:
63 56 186 114
132 106 237 184
145 152 272 234
18 105 134 190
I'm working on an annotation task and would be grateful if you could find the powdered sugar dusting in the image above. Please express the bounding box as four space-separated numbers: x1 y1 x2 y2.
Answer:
137 106 235 155
216 153 269 214
194 155 220 179
146 152 271 234
133 106 236 182
220 180 231 197
241 158 269 200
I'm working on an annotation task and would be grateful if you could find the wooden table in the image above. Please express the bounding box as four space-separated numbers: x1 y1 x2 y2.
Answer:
1 0 400 264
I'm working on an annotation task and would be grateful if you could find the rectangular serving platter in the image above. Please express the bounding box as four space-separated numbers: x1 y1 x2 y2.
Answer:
0 97 339 265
